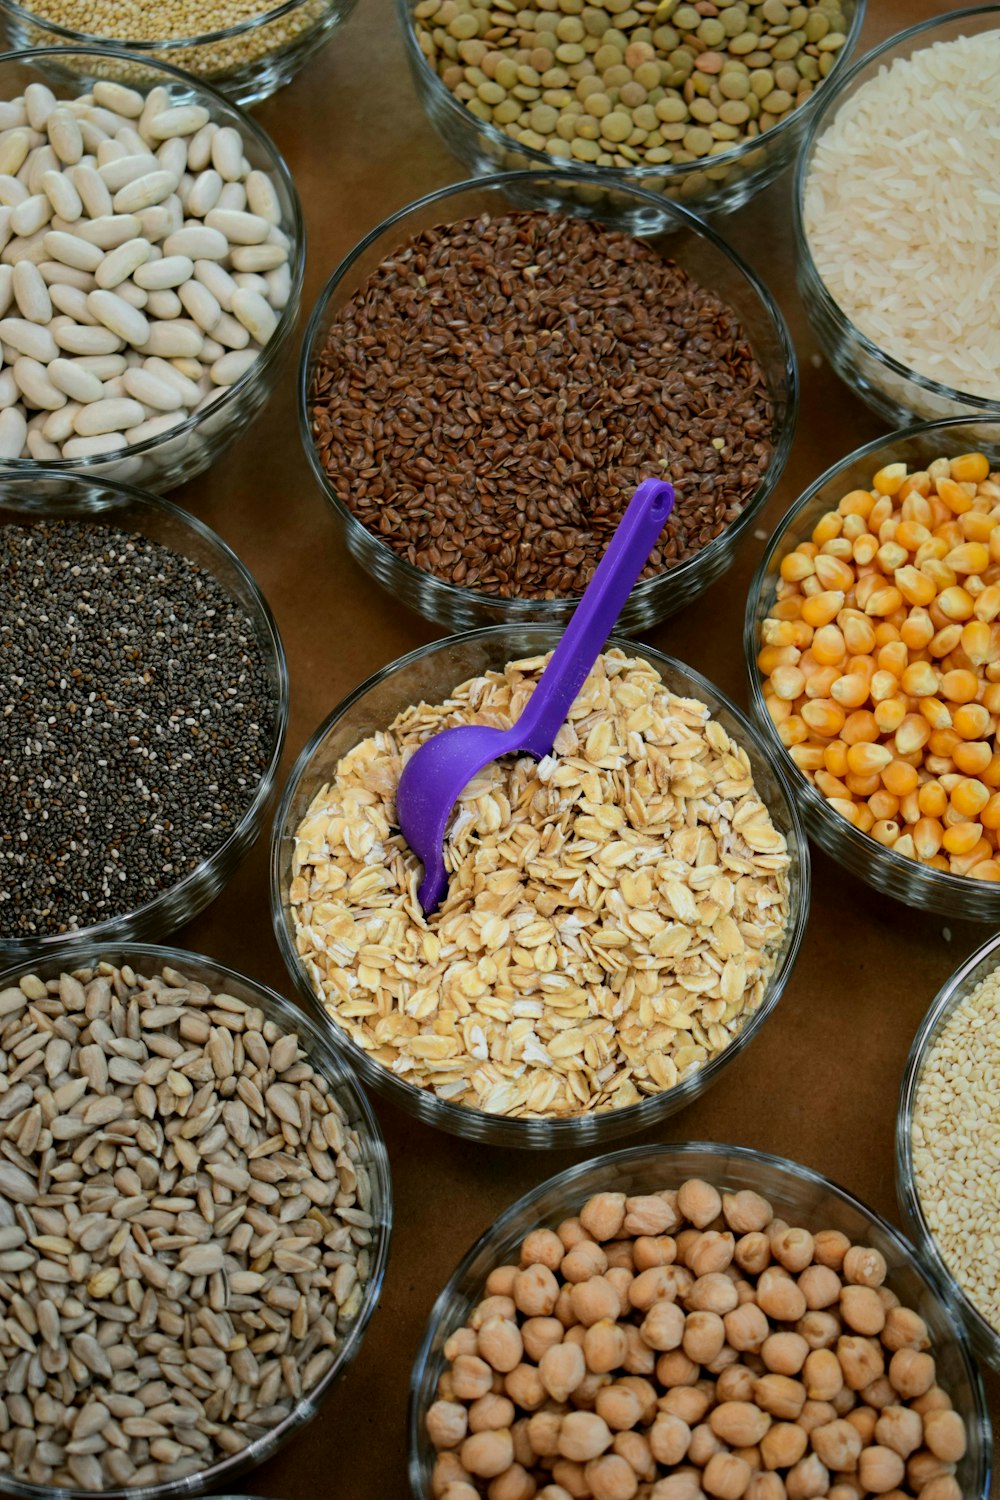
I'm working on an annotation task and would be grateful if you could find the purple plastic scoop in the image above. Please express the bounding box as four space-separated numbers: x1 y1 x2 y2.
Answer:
396 477 675 915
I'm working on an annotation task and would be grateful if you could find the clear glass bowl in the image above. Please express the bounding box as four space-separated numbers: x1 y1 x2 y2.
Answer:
270 623 810 1149
0 0 356 106
793 6 1000 427
395 0 866 220
298 173 798 634
744 416 1000 921
0 470 289 964
897 929 1000 1373
0 46 304 492
409 1141 992 1498
0 941 392 1500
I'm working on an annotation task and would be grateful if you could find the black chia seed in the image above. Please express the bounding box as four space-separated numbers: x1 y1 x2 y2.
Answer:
0 520 274 939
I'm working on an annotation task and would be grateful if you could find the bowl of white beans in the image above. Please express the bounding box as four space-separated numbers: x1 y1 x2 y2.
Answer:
0 46 303 493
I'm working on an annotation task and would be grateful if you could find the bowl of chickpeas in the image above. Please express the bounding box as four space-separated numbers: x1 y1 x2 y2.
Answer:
409 1141 990 1499
745 417 1000 919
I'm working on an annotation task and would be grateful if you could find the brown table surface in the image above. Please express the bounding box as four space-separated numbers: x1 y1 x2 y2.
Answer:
168 0 1000 1491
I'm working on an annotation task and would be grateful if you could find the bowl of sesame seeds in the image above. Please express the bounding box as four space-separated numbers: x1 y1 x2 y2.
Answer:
0 470 288 961
897 928 1000 1373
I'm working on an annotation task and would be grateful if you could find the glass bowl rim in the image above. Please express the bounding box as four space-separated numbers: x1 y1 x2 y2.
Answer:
0 42 305 474
792 3 1000 415
0 469 290 958
896 926 1000 1359
744 414 1000 908
0 937 393 1500
395 0 868 184
270 620 812 1143
297 167 799 619
407 1137 992 1498
0 0 334 54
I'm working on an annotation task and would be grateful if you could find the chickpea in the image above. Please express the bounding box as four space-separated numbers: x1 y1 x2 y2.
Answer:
762 1332 809 1376
912 1386 951 1416
922 1408 966 1463
505 1364 548 1411
785 1453 830 1500
462 1428 515 1478
858 1445 905 1494
473 1295 518 1329
586 1453 639 1500
619 1375 658 1423
706 1343 741 1376
710 1401 771 1447
489 1464 536 1500
683 1310 726 1365
798 1265 842 1310
527 1409 564 1459
563 1241 610 1284
839 1285 885 1337
574 1370 612 1407
433 1453 470 1497
725 1302 770 1354
772 1228 815 1274
876 1286 900 1313
888 1348 935 1400
596 1383 643 1431
703 1452 752 1500
557 1218 589 1251
660 1382 714 1425
479 1317 525 1373
623 1323 657 1375
580 1193 627 1243
860 1375 895 1410
803 1349 843 1401
649 1472 706 1500
724 1191 774 1234
810 1418 862 1472
605 1242 635 1272
842 1246 886 1288
558 1410 613 1462
687 1231 736 1277
688 1421 726 1467
826 1488 862 1500
470 1394 517 1433
907 1448 956 1490
657 1349 702 1388
487 1266 519 1297
606 1266 634 1311
613 1428 655 1481
634 1234 677 1270
837 1336 884 1391
514 1265 561 1318
735 1232 772 1276
625 1194 675 1237
453 1354 496 1401
523 1317 566 1364
585 1319 628 1374
747 1476 787 1500
522 1228 565 1271
641 1299 686 1351
537 1488 575 1500
630 1265 677 1311
571 1276 620 1327
445 1328 480 1361
428 1400 470 1450
753 1374 806 1420
768 1220 790 1250
812 1231 850 1271
797 1312 842 1351
881 1305 930 1353
540 1342 587 1403
845 1405 877 1443
760 1421 808 1471
676 1229 702 1263
687 1272 740 1315
438 1372 457 1403
677 1178 723 1229
510 1418 534 1469
874 1404 923 1458
799 1400 838 1435
552 1459 590 1498
758 1268 807 1323
917 1478 961 1500
566 1324 586 1351
717 1365 757 1404
442 1483 480 1500
650 1411 693 1465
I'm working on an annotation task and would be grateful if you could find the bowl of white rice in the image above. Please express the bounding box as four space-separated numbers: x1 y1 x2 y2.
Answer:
793 5 1000 426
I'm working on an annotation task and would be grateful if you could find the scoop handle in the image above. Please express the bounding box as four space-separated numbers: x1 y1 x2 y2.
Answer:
515 478 675 757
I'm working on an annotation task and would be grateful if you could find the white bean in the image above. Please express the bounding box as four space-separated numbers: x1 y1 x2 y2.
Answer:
115 280 148 310
0 103 26 131
26 427 60 459
0 173 28 207
96 138 127 167
187 122 217 173
95 237 152 289
48 110 83 167
13 355 66 410
136 201 180 240
205 207 268 245
93 82 144 119
73 396 144 435
211 127 243 182
0 130 31 177
12 260 51 323
99 153 158 194
38 259 94 291
186 169 222 218
245 170 281 226
87 288 150 345
212 310 250 350
41 167 82 221
0 207 11 257
112 170 177 214
146 105 210 141
140 319 204 358
1 233 47 266
63 431 126 457
0 265 12 318
137 86 170 142
77 119 109 154
230 243 286 273
0 403 26 455
75 214 143 250
49 283 96 323
43 230 104 271
0 367 18 407
193 258 236 311
233 271 269 295
27 145 59 197
146 288 182 319
217 180 247 212
0 317 58 361
162 225 228 261
178 278 221 334
74 354 127 379
53 321 123 355
122 365 183 411
10 193 53 237
24 85 57 133
264 264 290 309
231 287 276 345
49 357 104 403
133 253 192 291
72 163 112 219
210 348 256 386
124 409 186 444
143 356 201 404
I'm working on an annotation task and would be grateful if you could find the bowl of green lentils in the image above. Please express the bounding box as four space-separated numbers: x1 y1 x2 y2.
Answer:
398 0 866 218
0 470 289 962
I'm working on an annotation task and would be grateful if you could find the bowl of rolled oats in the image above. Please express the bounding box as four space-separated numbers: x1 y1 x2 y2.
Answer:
270 624 810 1148
0 944 391 1498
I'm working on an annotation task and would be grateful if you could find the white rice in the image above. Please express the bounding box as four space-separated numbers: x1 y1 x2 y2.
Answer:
803 31 1000 403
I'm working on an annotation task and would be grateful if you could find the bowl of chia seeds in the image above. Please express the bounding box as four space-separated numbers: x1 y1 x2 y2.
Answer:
299 172 797 633
0 471 288 960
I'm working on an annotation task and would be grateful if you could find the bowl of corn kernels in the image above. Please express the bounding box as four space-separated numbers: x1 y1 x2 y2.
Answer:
745 417 1000 920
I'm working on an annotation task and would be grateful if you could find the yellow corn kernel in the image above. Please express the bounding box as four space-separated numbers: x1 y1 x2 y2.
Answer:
894 833 917 859
758 644 801 675
830 674 871 710
873 463 907 497
895 715 931 757
940 668 980 704
811 624 846 667
921 559 957 593
935 520 966 551
929 728 960 760
771 596 806 620
868 790 900 822
990 529 1000 566
901 610 935 651
876 641 909 678
942 821 982 855
780 550 815 583
823 742 849 777
839 488 876 517
816 770 851 799
847 654 876 686
853 534 879 566
934 585 974 622
823 537 855 561
983 754 1000 788
778 716 808 748
950 452 990 485
845 742 893 777
875 542 907 575
873 697 907 735
900 484 933 518
868 669 897 704
813 554 854 592
960 620 993 666
846 771 881 798
803 666 839 699
864 585 904 618
812 511 843 545
980 792 1000 830
918 781 948 818
894 565 936 607
950 838 995 876
841 710 880 746
953 742 992 778
969 859 1000 882
895 520 932 552
913 817 944 859
801 591 845 628
913 539 949 570
901 661 940 698
918 697 952 731
953 702 991 740
927 854 951 872
871 818 900 847
929 624 963 657
900 790 921 824
874 622 903 648
827 796 859 825
974 584 1000 622
841 514 868 542
882 760 919 798
937 476 974 515
842 614 877 655
855 805 876 833
770 665 806 701
800 699 845 738
950 777 990 818
945 541 990 576
765 694 793 727
959 511 995 544
927 755 956 778
789 745 825 773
